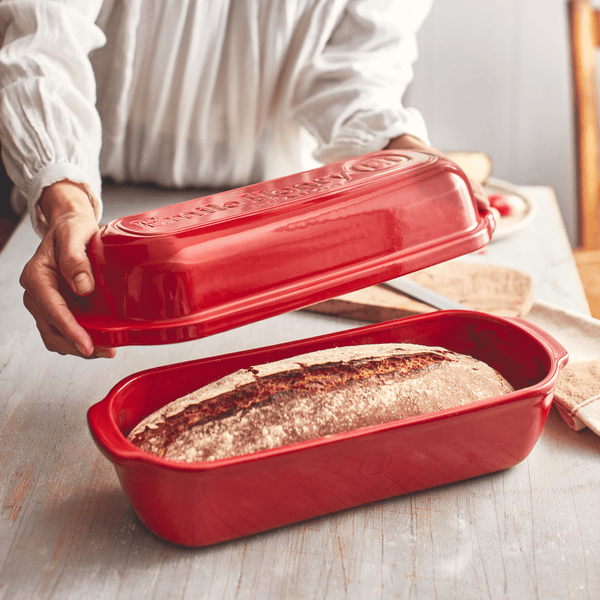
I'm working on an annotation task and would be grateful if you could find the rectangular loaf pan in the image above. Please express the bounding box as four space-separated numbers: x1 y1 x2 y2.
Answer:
72 150 494 347
87 311 568 547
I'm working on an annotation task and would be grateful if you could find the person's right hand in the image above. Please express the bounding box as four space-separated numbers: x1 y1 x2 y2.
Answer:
19 180 117 359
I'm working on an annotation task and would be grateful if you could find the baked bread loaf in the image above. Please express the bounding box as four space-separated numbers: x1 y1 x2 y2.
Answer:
128 343 514 462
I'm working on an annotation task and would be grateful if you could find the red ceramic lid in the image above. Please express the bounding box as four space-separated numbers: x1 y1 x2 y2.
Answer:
71 150 495 346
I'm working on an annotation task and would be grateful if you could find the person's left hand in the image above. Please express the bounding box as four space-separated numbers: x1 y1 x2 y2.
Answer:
385 134 490 211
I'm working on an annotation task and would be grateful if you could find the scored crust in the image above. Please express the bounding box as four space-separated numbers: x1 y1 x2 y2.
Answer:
128 343 514 462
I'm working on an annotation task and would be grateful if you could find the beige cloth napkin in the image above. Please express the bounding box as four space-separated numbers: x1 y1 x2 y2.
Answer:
525 301 600 434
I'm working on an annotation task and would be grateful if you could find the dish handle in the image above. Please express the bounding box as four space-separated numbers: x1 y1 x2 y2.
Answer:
87 398 140 465
507 317 569 369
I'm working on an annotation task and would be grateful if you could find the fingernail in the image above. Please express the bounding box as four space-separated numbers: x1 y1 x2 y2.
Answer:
73 272 93 296
76 342 90 356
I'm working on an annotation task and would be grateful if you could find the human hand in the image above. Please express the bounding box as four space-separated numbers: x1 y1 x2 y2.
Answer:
20 180 117 358
385 135 490 211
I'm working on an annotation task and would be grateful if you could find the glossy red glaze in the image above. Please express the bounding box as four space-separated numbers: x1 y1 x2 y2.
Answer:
87 311 568 547
72 150 495 346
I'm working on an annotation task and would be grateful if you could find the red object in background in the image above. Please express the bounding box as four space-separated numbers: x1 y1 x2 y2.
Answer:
71 150 495 347
87 311 568 547
488 193 514 217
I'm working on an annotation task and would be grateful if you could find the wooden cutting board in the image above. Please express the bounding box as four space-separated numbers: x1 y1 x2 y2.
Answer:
303 261 534 322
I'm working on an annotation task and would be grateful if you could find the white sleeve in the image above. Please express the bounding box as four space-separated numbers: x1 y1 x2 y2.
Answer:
293 0 433 164
0 0 106 236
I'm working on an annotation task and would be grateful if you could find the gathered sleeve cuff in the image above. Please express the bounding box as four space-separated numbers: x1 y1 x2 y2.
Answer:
0 0 105 236
293 0 433 164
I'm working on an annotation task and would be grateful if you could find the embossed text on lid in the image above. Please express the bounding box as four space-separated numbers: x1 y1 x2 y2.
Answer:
114 151 435 236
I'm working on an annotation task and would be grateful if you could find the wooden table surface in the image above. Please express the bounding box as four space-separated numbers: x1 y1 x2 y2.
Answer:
1 184 598 600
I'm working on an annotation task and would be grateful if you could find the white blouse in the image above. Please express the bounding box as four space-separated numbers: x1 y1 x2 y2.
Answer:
0 0 432 235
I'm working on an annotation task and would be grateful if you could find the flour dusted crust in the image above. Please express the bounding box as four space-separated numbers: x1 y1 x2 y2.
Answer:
128 343 514 462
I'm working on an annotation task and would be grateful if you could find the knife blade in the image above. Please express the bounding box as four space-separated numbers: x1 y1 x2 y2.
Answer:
383 277 473 311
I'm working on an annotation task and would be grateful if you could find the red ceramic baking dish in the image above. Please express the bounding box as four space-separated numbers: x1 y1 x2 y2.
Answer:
71 150 495 346
87 311 568 547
